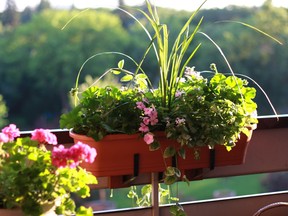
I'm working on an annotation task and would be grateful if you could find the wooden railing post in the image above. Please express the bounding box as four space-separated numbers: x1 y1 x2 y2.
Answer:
151 172 159 216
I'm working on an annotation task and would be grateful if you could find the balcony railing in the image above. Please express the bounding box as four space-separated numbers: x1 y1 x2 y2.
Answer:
22 114 288 215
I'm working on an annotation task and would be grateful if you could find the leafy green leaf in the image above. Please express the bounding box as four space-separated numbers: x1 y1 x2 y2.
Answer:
178 148 186 159
118 59 125 69
149 141 160 151
182 175 190 186
120 74 133 82
111 69 121 75
170 204 187 216
164 166 176 176
163 146 176 158
164 175 178 185
135 73 148 80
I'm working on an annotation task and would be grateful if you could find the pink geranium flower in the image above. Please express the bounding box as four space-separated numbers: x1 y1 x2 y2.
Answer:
31 129 58 145
51 142 97 168
51 145 69 168
1 124 20 142
0 133 9 143
69 142 97 165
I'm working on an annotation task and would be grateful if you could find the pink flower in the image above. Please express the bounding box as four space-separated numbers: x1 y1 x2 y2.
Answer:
144 107 153 116
149 110 158 119
142 117 150 125
68 142 97 165
139 123 149 133
175 90 185 98
150 117 158 126
143 133 154 145
51 145 69 168
136 102 146 110
1 124 20 142
0 133 9 143
51 142 97 168
31 129 58 145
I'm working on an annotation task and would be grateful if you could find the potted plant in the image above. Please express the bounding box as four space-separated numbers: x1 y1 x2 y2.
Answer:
60 0 259 186
0 124 97 216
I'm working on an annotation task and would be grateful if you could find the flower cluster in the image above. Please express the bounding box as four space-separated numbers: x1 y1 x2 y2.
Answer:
52 142 97 168
0 124 97 216
31 128 57 145
0 124 20 142
136 99 159 145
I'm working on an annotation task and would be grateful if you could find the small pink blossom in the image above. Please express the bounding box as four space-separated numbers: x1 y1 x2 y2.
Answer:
149 110 158 119
31 129 58 145
143 133 154 145
1 124 20 142
175 90 185 98
139 123 149 133
144 107 153 116
136 102 146 110
142 117 150 125
150 117 158 126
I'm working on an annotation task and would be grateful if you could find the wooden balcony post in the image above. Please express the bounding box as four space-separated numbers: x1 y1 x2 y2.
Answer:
151 172 159 216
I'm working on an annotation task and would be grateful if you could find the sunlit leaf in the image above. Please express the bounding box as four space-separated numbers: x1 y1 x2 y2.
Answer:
120 74 133 82
118 59 125 69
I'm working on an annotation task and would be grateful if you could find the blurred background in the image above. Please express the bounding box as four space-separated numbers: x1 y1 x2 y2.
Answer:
0 0 287 211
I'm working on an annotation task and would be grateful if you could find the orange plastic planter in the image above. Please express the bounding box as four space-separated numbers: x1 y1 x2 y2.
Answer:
70 127 254 178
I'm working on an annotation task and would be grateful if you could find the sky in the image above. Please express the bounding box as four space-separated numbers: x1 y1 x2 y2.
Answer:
0 0 288 12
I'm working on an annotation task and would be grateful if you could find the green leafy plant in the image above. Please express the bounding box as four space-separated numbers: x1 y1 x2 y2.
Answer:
60 0 258 181
0 124 97 216
59 0 281 214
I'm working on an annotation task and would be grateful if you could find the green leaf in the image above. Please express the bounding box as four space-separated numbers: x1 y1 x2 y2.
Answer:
135 73 148 79
164 166 175 176
118 59 125 69
141 184 152 196
163 146 176 158
75 206 93 216
111 69 121 75
182 175 190 186
149 141 160 151
170 204 187 216
178 148 186 159
28 152 38 161
120 74 133 82
164 175 178 185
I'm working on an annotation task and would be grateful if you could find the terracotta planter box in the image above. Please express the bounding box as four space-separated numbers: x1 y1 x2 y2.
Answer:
70 127 254 180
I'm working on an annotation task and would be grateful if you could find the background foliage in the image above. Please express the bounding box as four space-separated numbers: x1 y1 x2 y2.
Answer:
0 0 287 129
